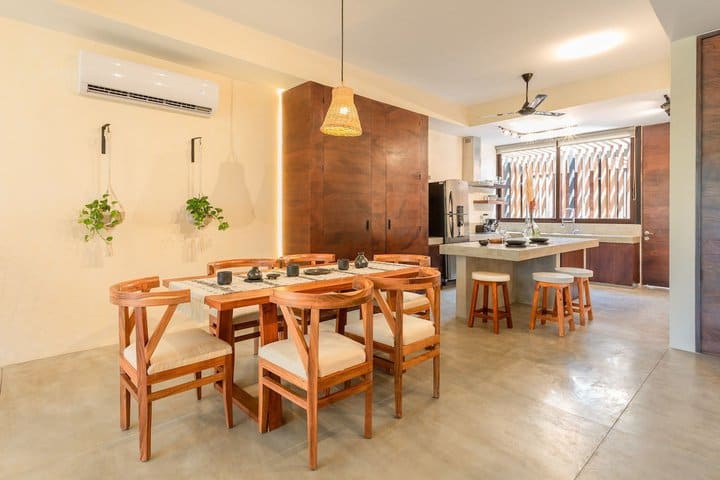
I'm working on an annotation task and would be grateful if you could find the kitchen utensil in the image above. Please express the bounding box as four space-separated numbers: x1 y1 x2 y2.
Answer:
304 268 331 276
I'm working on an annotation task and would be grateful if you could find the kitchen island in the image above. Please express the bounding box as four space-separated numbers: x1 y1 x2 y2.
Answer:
440 237 599 317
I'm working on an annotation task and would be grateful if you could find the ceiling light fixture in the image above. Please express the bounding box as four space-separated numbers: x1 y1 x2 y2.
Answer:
555 30 624 60
661 94 670 116
320 0 362 137
498 124 579 140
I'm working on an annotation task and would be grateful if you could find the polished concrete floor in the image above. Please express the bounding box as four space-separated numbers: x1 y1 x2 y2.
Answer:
2 285 719 479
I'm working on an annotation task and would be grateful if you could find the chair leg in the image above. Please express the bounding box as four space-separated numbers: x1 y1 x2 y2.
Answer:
502 282 513 328
468 280 479 327
120 381 130 430
223 356 234 429
529 283 540 330
584 278 594 320
432 352 440 399
576 278 586 326
258 367 269 434
195 371 202 400
253 325 260 355
555 288 565 337
307 385 319 470
364 376 373 439
565 287 575 332
541 287 548 323
138 388 152 462
394 352 403 419
481 285 489 323
491 283 500 334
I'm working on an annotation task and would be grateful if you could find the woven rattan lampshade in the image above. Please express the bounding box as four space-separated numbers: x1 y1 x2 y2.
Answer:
320 86 362 137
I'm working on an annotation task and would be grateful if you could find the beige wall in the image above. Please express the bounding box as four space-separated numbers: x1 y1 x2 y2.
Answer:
428 130 463 181
668 36 698 352
0 17 279 365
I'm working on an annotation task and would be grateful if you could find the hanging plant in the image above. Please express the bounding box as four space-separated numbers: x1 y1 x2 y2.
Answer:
78 192 124 243
186 195 229 231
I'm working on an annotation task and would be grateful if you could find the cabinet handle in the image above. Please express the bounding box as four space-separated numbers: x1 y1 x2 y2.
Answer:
388 219 391 230
366 220 370 231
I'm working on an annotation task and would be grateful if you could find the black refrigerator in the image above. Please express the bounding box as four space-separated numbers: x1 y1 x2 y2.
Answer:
429 180 469 282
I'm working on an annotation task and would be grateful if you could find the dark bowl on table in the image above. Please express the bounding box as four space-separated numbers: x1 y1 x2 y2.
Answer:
505 238 527 246
529 237 550 244
478 239 489 246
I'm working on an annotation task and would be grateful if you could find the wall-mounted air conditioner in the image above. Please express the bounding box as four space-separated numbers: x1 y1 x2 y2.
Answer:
78 51 219 116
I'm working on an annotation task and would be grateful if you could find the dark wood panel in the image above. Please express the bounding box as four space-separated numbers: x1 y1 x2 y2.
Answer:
428 244 445 281
560 250 584 268
700 33 720 354
586 242 639 286
641 122 670 287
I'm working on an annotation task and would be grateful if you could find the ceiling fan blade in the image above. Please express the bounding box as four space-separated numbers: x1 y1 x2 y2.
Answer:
528 94 547 109
534 111 565 117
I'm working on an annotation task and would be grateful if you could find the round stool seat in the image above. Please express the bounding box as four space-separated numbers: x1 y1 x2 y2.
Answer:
555 267 594 278
472 271 511 282
533 272 573 284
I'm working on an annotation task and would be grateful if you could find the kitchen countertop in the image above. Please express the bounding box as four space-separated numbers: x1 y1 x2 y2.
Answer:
440 237 599 262
429 237 444 246
469 232 639 244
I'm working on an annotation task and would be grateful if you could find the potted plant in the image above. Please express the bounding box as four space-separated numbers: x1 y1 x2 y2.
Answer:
186 195 229 231
78 192 124 243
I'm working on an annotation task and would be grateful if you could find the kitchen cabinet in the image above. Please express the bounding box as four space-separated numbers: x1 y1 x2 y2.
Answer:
585 242 639 286
282 81 428 259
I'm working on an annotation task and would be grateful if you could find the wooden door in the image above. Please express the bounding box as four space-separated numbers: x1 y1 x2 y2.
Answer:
699 33 720 354
641 123 670 287
383 106 428 254
320 95 374 260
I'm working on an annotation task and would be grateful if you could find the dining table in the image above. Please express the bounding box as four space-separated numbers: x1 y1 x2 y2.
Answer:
163 261 423 431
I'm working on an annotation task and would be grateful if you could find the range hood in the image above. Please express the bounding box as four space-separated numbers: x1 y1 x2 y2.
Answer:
462 136 498 187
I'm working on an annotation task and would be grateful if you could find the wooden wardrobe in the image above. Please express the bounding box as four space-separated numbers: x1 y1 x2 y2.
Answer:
282 81 428 260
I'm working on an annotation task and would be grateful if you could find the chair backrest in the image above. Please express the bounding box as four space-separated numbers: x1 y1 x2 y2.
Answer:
370 267 441 341
373 254 430 267
109 277 190 373
279 253 336 267
269 277 374 378
207 258 278 275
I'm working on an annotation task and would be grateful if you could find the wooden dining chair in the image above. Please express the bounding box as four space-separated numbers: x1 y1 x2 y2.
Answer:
279 253 336 267
344 267 441 418
110 277 234 461
206 258 279 352
373 254 433 319
258 277 375 470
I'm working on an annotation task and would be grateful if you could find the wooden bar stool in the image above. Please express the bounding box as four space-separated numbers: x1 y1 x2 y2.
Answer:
468 271 512 334
555 267 594 326
529 272 575 337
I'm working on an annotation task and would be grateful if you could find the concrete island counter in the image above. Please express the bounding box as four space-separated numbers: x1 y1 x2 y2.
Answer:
440 237 599 317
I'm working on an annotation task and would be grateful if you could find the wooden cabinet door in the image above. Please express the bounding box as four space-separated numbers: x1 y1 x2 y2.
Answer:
383 107 428 254
320 95 374 260
586 242 639 286
641 123 670 287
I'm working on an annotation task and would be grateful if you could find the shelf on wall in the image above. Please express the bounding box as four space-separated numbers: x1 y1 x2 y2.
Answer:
473 200 506 205
469 183 509 190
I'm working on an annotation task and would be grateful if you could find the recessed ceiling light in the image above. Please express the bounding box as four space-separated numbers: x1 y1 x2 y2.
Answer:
555 31 624 60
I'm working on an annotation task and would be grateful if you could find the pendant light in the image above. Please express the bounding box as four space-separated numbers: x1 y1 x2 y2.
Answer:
320 0 362 137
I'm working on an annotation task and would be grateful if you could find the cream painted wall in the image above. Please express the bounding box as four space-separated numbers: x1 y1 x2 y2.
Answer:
668 36 698 352
0 17 278 365
428 130 463 181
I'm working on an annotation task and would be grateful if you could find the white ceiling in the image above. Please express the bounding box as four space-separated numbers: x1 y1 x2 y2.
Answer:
430 89 669 145
183 0 670 104
650 0 720 40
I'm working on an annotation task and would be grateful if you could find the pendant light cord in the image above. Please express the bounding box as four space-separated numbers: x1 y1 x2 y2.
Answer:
341 0 344 84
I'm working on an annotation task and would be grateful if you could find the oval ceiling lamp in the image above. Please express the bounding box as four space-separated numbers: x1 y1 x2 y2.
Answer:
321 0 362 137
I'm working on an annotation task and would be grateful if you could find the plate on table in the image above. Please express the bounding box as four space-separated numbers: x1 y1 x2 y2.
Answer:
529 237 549 244
505 243 527 248
505 238 527 246
304 268 332 276
244 278 264 283
266 273 281 279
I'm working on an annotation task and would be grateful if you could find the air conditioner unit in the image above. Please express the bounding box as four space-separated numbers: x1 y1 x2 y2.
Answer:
78 51 219 116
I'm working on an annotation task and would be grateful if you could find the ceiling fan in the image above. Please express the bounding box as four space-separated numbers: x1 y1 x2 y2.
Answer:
496 73 565 117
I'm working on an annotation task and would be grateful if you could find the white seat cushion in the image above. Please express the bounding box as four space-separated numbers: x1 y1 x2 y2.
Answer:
258 332 366 379
555 267 594 278
345 312 436 347
472 271 511 282
533 272 574 284
124 328 232 375
381 291 430 312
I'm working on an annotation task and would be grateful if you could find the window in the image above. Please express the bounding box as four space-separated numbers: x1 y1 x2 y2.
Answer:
498 130 636 223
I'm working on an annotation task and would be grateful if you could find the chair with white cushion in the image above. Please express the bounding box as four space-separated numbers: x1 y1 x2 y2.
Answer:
529 272 575 337
555 267 594 325
467 271 513 334
207 258 279 353
258 277 375 470
110 277 233 461
373 254 431 319
344 267 441 419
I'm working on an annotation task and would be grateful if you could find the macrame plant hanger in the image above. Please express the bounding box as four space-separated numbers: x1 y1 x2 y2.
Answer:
101 124 124 255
